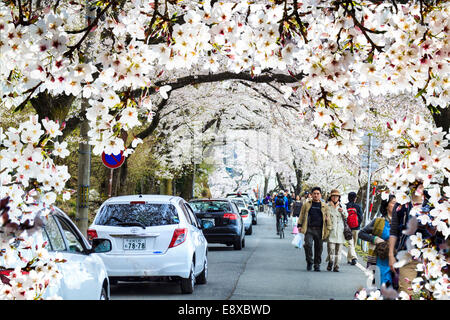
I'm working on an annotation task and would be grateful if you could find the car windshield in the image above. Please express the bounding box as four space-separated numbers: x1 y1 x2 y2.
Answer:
231 199 246 208
189 201 231 213
96 203 179 227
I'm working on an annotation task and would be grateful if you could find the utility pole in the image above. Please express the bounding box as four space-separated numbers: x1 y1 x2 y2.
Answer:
192 133 195 199
364 134 373 227
76 3 95 237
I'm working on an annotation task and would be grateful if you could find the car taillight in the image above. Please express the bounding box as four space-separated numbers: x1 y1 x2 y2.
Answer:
241 214 248 218
87 229 98 241
223 213 238 220
169 228 187 248
130 201 146 204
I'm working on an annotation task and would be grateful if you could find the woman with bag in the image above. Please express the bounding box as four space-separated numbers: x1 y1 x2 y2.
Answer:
358 195 396 287
326 189 348 272
291 195 302 228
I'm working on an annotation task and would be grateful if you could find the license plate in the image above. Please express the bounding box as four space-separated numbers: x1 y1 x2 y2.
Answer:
123 238 146 250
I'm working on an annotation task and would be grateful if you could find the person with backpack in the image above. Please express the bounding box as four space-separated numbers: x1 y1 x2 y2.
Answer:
274 191 288 234
346 192 363 265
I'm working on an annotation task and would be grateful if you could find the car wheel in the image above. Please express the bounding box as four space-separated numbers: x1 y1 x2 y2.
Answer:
100 286 108 300
196 255 208 285
181 262 195 294
242 237 246 248
233 237 243 250
246 224 253 235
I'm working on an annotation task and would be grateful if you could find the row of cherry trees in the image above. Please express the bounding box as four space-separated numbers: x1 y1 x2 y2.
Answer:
1 0 448 299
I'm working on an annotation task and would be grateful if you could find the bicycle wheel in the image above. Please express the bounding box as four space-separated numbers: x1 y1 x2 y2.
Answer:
279 218 284 239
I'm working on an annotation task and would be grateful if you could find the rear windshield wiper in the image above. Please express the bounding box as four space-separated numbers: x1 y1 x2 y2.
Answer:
117 222 146 229
105 216 123 225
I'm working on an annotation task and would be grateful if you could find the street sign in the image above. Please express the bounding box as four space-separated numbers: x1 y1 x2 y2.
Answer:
102 151 125 169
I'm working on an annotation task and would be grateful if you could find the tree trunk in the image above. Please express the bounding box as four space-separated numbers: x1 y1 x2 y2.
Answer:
275 172 285 191
263 176 269 197
159 178 173 195
117 159 129 195
175 169 194 200
430 105 450 139
30 91 75 125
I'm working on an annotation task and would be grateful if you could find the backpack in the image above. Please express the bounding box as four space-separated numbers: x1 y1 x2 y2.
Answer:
347 206 359 229
275 196 284 206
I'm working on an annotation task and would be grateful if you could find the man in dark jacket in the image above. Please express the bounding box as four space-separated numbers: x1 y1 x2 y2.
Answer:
346 192 363 265
297 187 331 272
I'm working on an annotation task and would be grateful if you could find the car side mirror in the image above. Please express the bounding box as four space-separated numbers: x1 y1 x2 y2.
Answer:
91 238 112 253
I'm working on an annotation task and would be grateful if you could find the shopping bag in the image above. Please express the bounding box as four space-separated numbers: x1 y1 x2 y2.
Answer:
291 234 300 247
292 225 299 234
297 233 304 249
291 233 304 249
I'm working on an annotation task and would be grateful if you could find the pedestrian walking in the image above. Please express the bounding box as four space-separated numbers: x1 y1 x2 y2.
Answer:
297 187 332 272
263 193 271 214
285 191 292 220
359 194 396 287
271 192 277 216
346 192 364 265
326 189 347 272
388 181 433 297
291 195 303 227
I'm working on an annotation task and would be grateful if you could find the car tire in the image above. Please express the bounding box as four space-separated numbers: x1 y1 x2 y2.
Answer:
100 286 108 300
233 237 243 250
246 224 253 235
181 262 195 294
242 237 245 248
252 216 257 225
196 256 208 285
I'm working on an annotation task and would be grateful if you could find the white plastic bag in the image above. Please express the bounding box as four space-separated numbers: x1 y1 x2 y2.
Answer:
291 233 304 249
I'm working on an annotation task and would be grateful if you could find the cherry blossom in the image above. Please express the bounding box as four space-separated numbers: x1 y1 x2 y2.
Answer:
1 0 449 300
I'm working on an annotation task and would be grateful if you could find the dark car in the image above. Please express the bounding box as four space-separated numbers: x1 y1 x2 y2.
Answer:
189 198 245 250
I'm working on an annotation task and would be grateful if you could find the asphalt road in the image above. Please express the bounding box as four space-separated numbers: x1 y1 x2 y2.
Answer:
110 211 369 300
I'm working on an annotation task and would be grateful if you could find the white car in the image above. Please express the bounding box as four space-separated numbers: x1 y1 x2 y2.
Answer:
88 195 210 294
230 198 253 235
1 206 112 300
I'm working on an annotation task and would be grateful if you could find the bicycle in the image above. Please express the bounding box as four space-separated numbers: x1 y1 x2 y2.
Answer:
277 216 285 239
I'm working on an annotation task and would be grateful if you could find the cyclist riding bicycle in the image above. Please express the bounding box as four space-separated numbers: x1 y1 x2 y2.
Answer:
274 192 288 235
